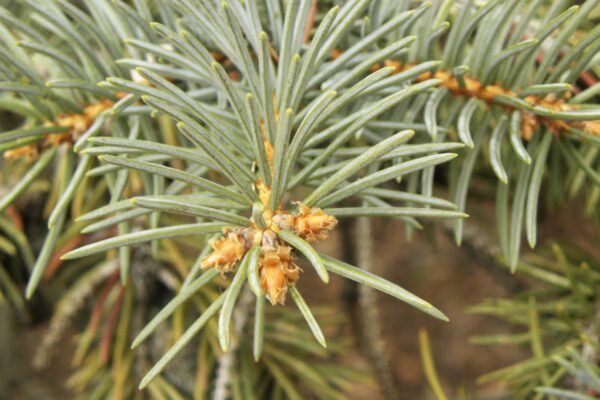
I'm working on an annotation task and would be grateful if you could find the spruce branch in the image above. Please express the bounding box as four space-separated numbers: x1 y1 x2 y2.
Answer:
0 1 598 397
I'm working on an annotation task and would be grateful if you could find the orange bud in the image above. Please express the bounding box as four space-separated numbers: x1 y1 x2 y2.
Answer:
464 77 482 94
201 232 246 273
259 245 299 305
4 144 39 160
582 121 600 136
480 84 513 103
256 179 272 208
368 63 382 73
292 204 338 242
331 48 343 60
264 138 274 172
520 112 537 140
383 59 403 73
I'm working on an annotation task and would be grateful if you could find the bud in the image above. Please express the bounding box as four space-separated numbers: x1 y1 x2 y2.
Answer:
260 244 299 305
292 204 338 243
201 232 246 273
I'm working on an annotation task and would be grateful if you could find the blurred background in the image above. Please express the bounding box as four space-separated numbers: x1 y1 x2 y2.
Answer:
2 194 597 399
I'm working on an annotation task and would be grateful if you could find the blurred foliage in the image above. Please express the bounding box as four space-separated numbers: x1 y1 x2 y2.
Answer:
470 244 600 399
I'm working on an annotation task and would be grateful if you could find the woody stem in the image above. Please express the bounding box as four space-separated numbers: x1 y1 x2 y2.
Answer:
355 216 399 399
212 287 254 400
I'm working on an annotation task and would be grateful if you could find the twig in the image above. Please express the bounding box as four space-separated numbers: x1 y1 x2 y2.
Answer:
33 259 118 369
99 285 124 364
577 306 600 393
439 221 525 292
303 0 318 43
355 217 399 400
212 287 254 400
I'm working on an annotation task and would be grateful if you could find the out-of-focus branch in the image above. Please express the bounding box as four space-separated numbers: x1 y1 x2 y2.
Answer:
356 217 399 400
213 287 254 400
439 221 525 293
577 306 600 393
